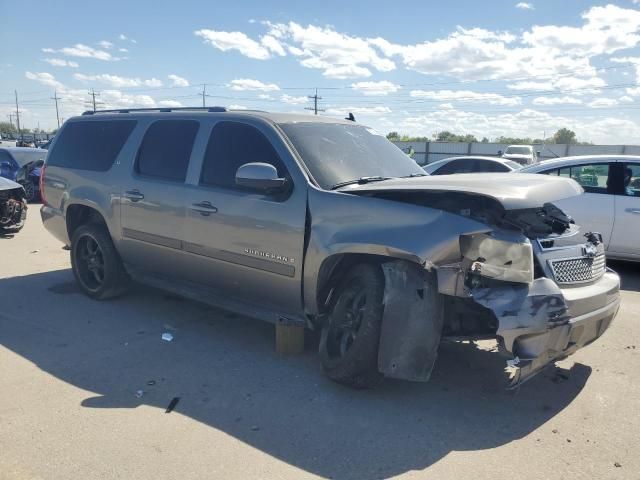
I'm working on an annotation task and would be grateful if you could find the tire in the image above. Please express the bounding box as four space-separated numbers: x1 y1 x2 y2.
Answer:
70 223 129 300
319 263 385 389
20 181 36 203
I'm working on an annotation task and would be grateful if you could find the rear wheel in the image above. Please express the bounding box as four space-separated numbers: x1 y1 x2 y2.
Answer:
70 223 129 300
319 263 385 389
20 181 36 202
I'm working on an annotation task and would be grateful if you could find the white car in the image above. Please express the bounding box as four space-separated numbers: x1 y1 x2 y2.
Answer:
520 155 640 261
502 145 538 165
423 156 522 175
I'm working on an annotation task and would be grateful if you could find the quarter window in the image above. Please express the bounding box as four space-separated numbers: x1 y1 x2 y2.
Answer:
200 121 286 189
47 120 136 171
136 120 199 182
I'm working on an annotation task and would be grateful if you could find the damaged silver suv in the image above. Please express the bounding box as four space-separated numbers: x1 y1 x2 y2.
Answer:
41 108 620 388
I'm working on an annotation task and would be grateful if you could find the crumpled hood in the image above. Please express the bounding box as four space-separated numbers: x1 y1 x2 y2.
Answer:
342 173 583 210
0 176 23 191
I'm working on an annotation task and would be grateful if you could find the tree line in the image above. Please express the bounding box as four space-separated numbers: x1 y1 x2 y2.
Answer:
386 128 590 145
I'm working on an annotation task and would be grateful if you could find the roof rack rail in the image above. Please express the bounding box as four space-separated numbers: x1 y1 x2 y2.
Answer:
82 106 228 115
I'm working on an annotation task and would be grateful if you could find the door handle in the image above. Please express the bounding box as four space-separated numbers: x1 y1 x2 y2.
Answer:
191 201 218 216
124 190 145 202
625 208 640 214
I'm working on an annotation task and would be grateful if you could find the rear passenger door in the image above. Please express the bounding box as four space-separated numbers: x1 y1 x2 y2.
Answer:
182 120 307 317
433 159 476 175
118 119 199 278
541 162 615 247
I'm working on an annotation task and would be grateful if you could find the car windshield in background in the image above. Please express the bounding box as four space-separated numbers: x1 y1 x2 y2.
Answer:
505 147 531 155
279 122 425 189
12 150 46 167
505 160 523 169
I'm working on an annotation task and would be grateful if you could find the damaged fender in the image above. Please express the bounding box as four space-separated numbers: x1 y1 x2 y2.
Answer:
378 261 444 382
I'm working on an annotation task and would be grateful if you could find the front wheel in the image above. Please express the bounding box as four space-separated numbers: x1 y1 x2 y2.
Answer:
70 223 129 300
319 263 385 389
20 181 36 202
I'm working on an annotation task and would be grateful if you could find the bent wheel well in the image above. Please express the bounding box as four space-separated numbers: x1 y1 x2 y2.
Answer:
66 205 107 240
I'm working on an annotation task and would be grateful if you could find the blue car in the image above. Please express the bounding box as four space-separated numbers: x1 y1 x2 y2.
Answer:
0 147 47 202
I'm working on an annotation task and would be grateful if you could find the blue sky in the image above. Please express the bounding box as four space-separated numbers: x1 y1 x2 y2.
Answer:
3 0 640 143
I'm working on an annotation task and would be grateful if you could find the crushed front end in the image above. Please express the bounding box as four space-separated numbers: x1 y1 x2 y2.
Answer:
437 203 620 388
0 183 27 234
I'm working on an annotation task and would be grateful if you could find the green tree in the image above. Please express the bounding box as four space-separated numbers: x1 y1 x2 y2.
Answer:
0 122 17 136
386 131 400 141
552 128 577 144
436 131 478 142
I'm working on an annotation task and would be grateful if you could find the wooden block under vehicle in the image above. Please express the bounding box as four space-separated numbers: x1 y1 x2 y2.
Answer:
275 323 305 355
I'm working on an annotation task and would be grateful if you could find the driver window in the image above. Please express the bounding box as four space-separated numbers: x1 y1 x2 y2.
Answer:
623 163 640 197
200 121 287 189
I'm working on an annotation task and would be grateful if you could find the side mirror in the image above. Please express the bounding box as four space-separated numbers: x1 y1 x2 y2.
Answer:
536 151 541 156
235 162 286 192
0 161 11 170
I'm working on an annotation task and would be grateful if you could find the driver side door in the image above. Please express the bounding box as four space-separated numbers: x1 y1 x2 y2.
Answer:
182 120 308 317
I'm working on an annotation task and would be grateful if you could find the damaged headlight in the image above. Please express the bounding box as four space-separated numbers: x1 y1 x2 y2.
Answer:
460 233 533 284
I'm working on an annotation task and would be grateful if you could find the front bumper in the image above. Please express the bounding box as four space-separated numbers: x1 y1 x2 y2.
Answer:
471 270 620 387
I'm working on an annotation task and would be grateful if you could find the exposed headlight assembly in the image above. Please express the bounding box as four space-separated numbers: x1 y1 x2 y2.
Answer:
460 233 533 284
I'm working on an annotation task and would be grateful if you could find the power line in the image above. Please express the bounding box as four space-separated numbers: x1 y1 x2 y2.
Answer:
200 84 207 107
87 88 103 112
305 89 324 115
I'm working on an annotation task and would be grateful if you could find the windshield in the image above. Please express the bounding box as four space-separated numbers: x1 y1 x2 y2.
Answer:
279 122 425 189
11 150 46 167
505 146 532 155
505 160 523 170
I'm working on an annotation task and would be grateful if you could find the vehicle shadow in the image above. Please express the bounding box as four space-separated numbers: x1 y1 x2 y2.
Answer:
608 260 640 293
0 269 595 479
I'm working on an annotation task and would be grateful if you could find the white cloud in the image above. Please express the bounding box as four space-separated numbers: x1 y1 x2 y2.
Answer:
258 94 273 100
620 95 634 103
228 78 279 91
25 71 64 89
168 74 189 87
195 29 271 60
532 96 582 105
261 35 286 56
118 34 136 43
73 73 163 88
507 81 555 91
43 58 79 68
43 44 118 61
119 48 128 53
409 89 521 106
515 2 534 10
158 100 183 107
228 104 248 110
351 80 401 95
587 98 619 108
119 34 127 41
98 40 113 49
280 94 307 104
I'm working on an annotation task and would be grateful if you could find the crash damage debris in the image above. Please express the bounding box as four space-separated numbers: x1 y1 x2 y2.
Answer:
0 184 27 234
165 397 180 413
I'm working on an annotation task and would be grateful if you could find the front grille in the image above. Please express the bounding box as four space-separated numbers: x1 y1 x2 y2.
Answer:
549 254 606 285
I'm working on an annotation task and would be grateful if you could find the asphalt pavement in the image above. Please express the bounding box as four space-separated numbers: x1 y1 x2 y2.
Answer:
1 212 639 479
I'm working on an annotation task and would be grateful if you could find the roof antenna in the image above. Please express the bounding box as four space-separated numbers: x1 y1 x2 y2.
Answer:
345 112 356 122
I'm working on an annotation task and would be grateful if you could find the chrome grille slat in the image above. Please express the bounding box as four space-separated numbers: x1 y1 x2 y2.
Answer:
549 253 606 285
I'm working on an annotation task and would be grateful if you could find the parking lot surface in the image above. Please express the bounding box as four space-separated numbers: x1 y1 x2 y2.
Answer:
1 214 639 479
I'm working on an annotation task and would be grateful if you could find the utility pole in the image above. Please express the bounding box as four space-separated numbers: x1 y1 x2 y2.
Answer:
88 88 101 112
200 84 206 107
305 89 324 115
7 114 14 128
14 90 21 140
51 90 61 128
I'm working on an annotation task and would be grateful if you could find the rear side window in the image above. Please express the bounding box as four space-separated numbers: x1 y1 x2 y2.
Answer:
200 121 286 189
47 120 136 171
436 159 475 175
135 120 199 182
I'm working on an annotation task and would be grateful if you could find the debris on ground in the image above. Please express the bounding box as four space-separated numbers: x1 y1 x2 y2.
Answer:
135 390 144 398
625 345 636 350
552 429 559 434
62 245 71 251
614 462 622 468
30 249 39 254
165 397 180 413
161 333 174 342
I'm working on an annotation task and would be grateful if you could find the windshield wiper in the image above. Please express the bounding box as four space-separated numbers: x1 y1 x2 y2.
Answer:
397 173 427 178
330 176 392 190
